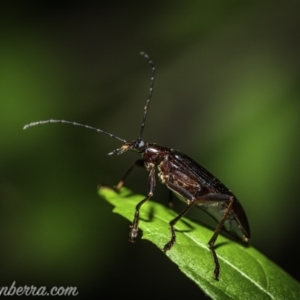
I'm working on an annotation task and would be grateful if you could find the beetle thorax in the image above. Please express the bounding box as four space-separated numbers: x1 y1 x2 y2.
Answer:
143 144 170 169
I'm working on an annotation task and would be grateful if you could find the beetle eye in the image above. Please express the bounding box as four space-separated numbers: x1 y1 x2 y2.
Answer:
137 140 145 151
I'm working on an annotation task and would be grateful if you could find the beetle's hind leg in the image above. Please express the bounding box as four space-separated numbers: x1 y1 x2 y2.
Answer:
205 195 234 280
163 181 235 280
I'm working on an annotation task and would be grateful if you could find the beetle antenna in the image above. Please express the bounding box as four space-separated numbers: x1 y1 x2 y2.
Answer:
138 51 155 141
23 119 127 143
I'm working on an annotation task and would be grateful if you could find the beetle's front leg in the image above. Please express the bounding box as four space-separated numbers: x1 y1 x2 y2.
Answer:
129 167 156 242
116 159 145 191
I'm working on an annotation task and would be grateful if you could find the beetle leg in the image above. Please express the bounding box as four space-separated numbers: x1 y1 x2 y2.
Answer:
163 200 196 252
129 167 156 242
163 182 197 252
163 181 234 280
116 159 145 190
202 194 234 280
190 192 234 280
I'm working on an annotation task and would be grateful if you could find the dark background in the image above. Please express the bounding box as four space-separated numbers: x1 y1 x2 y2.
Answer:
1 1 299 298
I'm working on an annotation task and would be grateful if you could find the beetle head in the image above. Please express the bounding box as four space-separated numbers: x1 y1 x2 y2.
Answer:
108 139 146 155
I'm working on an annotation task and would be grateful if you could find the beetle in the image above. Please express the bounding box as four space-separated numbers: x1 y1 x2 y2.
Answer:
24 52 250 280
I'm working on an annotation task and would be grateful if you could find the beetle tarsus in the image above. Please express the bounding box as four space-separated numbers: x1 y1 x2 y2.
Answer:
163 240 175 252
129 209 140 242
209 243 220 280
129 225 138 242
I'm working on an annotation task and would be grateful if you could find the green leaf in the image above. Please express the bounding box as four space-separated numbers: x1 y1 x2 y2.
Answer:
98 187 300 300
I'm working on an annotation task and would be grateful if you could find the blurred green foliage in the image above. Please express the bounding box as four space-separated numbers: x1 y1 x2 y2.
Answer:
0 1 299 298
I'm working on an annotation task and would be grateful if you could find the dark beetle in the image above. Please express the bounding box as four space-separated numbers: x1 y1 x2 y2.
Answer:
24 52 250 280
